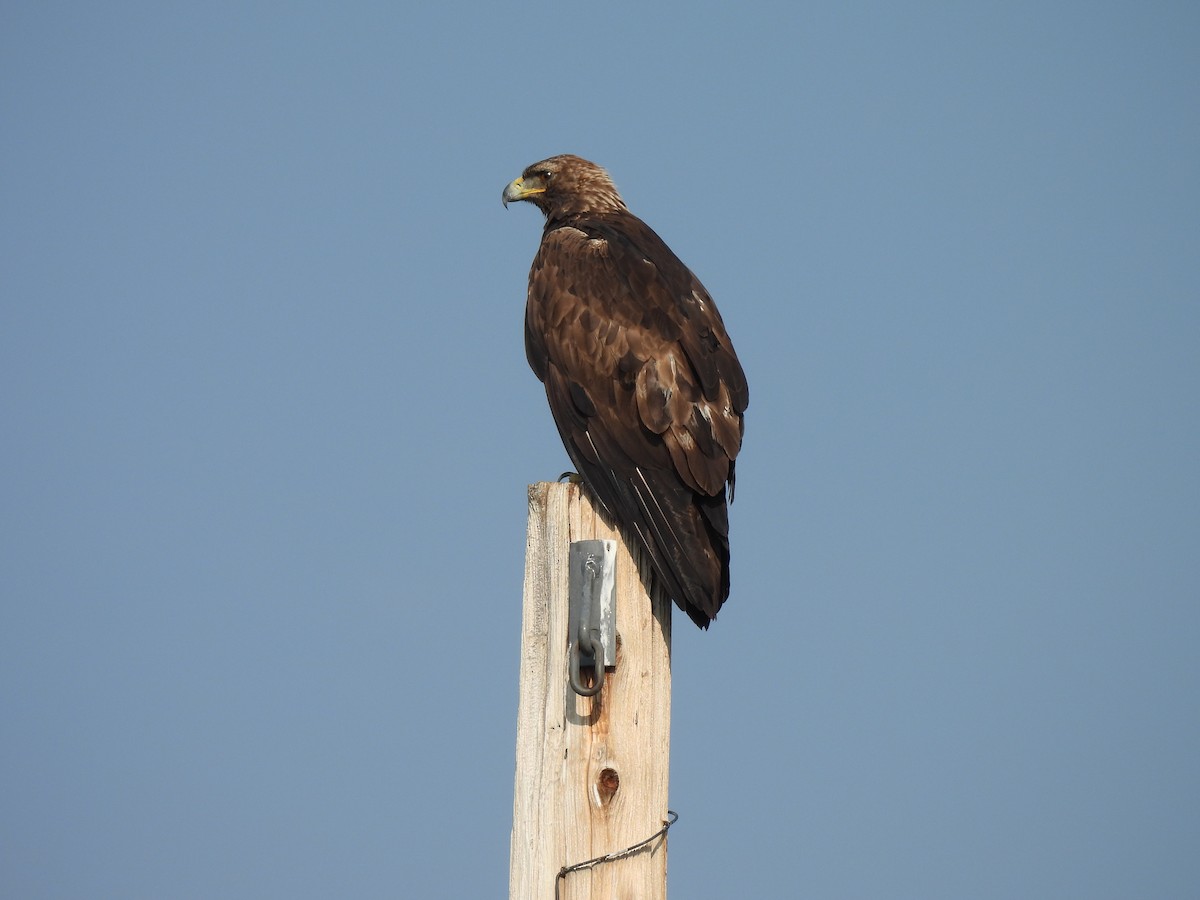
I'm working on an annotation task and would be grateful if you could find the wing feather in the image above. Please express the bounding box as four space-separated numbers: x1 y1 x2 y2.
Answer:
525 211 747 627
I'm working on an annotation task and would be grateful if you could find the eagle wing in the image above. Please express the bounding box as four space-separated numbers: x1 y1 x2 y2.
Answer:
525 212 748 627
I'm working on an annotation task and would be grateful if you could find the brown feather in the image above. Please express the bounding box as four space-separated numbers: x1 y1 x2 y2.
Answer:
509 155 748 628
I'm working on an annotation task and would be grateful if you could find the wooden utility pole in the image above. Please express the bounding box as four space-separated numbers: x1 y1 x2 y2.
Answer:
510 482 673 900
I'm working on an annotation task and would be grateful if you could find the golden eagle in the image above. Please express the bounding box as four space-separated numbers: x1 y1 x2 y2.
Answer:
503 155 748 629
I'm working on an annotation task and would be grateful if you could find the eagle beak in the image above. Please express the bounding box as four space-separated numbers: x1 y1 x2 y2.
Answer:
502 176 545 207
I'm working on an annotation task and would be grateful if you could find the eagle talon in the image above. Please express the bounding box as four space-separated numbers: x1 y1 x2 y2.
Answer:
558 471 583 484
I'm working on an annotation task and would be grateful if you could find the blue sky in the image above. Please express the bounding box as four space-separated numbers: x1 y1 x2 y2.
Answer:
2 2 1198 897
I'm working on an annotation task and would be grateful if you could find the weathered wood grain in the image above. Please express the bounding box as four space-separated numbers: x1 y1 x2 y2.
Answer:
510 482 672 900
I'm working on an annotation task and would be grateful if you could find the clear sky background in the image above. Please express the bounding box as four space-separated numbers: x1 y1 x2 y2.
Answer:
2 2 1197 898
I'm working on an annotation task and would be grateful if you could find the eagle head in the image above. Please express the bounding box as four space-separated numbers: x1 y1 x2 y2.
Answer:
503 154 628 219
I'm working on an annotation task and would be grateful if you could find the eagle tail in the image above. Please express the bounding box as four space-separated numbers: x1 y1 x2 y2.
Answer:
623 467 730 629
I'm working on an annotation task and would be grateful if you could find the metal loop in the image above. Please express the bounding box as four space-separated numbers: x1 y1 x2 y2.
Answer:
568 634 604 697
567 541 613 697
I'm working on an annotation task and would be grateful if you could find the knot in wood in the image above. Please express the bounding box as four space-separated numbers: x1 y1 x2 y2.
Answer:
597 767 620 805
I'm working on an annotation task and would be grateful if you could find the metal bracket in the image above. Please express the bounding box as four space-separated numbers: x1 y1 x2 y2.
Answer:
567 540 617 697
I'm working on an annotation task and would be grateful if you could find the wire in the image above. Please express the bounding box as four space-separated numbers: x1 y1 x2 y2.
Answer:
554 809 678 899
